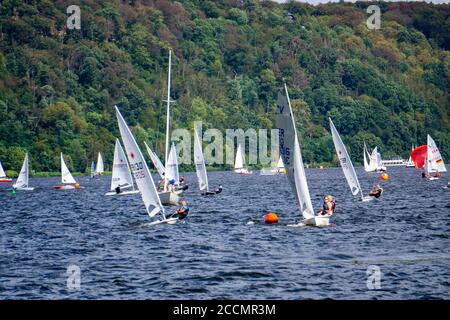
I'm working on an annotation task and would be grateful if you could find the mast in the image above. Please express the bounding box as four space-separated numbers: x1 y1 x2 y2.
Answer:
164 50 172 192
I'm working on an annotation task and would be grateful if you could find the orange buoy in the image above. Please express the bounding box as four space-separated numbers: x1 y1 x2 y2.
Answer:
265 212 279 224
75 183 81 189
380 173 389 181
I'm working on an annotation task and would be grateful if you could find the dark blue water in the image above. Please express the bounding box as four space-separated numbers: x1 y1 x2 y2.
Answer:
0 167 449 299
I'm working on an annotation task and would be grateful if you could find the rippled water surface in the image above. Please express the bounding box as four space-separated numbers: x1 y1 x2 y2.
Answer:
0 167 449 299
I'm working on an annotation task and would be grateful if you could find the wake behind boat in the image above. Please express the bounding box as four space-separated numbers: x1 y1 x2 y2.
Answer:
276 84 332 227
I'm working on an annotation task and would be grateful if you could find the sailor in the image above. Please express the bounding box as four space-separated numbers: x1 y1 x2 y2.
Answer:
215 185 223 194
369 185 382 198
421 172 428 178
318 195 336 216
115 184 121 194
168 179 176 192
433 169 440 178
176 199 190 220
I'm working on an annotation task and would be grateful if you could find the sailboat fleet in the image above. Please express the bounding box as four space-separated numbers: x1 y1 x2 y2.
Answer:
0 47 446 228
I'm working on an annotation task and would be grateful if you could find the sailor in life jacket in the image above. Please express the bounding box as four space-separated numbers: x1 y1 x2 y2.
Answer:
319 195 336 216
176 199 190 220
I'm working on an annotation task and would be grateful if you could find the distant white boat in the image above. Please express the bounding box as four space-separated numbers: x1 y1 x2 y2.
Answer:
95 152 104 175
426 134 446 180
115 105 177 226
12 152 34 191
260 156 286 175
365 146 386 172
105 139 139 196
0 161 12 183
329 119 372 202
277 84 331 227
404 145 415 167
54 153 79 190
234 144 253 174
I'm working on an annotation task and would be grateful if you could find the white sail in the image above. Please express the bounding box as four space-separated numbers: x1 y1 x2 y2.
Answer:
329 118 363 199
96 152 104 174
164 50 172 184
276 156 284 169
115 105 164 218
144 142 165 179
61 153 76 184
234 144 245 169
366 147 379 172
276 84 315 220
194 128 209 192
13 153 29 189
363 143 369 170
427 134 447 173
110 139 134 191
0 161 6 178
165 143 179 186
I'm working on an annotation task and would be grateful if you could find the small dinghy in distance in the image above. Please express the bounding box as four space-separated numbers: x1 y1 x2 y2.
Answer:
329 118 374 202
194 128 222 196
276 84 331 227
234 144 253 174
12 152 34 191
115 105 178 226
105 139 140 196
54 153 80 190
95 152 104 176
0 161 13 183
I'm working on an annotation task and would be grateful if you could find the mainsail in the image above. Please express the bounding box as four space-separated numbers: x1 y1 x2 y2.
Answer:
234 144 245 169
96 152 104 174
0 161 6 178
165 143 179 185
110 138 134 191
329 118 363 200
144 142 165 179
194 128 209 192
276 84 315 220
115 105 164 218
13 152 29 189
61 153 76 184
426 134 447 173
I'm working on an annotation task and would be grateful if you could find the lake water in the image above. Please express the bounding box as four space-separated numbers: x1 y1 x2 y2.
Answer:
0 167 449 299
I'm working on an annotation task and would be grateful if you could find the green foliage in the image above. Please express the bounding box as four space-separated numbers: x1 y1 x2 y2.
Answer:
0 0 449 172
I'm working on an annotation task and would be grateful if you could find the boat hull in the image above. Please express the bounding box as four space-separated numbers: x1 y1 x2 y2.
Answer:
105 189 140 196
0 179 13 183
147 217 178 226
158 191 180 206
304 215 332 227
14 187 34 191
54 184 77 190
234 168 253 174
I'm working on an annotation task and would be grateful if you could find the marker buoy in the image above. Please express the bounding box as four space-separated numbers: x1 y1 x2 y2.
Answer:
75 183 81 189
11 189 16 196
380 173 389 180
265 212 279 224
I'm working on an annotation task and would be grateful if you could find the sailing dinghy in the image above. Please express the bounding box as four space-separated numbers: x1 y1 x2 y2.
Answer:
105 139 139 196
329 118 373 202
115 105 178 226
95 152 104 176
145 142 165 180
365 146 386 172
0 161 12 183
277 84 331 227
54 153 79 190
194 128 222 195
425 134 446 180
234 144 253 174
12 153 34 191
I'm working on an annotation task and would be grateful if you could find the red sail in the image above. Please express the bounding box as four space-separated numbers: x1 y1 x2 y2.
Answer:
410 145 427 169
